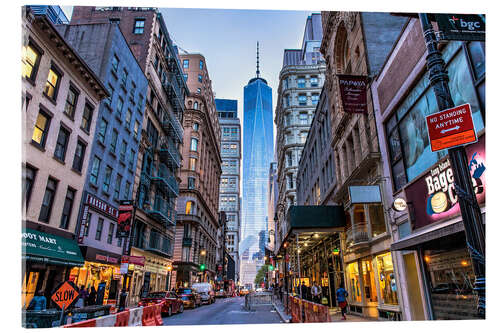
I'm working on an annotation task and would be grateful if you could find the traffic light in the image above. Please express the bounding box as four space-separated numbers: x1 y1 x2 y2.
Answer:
268 265 274 271
200 264 206 271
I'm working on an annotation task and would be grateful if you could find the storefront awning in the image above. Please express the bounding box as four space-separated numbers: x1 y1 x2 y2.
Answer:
22 228 84 267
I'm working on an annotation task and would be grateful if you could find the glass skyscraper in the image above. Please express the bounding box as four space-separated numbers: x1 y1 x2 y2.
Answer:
240 49 274 286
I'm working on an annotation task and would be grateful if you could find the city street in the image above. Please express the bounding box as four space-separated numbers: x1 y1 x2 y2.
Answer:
162 297 283 326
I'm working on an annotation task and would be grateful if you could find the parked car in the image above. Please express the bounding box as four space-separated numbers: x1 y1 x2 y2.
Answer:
175 288 202 308
215 288 226 298
138 291 184 316
192 283 215 304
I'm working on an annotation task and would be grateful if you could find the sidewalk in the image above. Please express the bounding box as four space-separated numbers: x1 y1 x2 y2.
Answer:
271 298 291 323
329 308 376 322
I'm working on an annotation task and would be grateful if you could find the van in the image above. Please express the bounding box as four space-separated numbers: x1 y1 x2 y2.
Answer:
191 282 215 304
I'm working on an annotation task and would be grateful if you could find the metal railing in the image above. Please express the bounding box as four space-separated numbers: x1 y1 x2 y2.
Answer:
146 196 176 226
151 163 179 196
244 291 274 311
147 230 173 256
157 136 181 169
345 223 370 246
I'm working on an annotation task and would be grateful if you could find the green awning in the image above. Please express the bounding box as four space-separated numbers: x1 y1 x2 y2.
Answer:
22 228 84 267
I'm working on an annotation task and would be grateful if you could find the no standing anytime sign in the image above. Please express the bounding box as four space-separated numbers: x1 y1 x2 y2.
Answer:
425 103 477 152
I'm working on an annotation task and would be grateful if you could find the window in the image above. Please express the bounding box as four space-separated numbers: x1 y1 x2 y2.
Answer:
117 97 124 116
81 103 94 133
110 129 118 153
125 109 132 128
298 94 307 106
199 60 204 70
59 187 76 229
312 94 319 105
193 122 199 131
23 165 37 207
107 223 115 244
185 201 194 214
198 74 203 83
124 181 131 200
90 157 101 186
188 177 195 189
44 67 61 100
121 69 128 87
111 54 119 73
196 88 201 94
183 73 188 81
189 157 197 171
120 140 127 162
287 174 294 189
72 140 86 172
183 59 189 68
54 126 70 161
32 110 51 147
182 246 190 261
98 118 108 144
128 150 135 169
64 86 79 118
130 81 136 100
22 42 42 81
286 151 293 167
114 174 122 200
299 113 308 125
138 93 144 111
376 253 398 305
134 18 145 34
299 131 308 144
310 76 319 87
190 138 198 151
84 213 92 237
39 177 57 223
95 218 104 240
103 166 112 193
193 101 198 110
134 121 140 139
297 77 305 88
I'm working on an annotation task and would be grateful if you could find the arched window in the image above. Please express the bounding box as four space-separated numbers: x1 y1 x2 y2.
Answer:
334 23 350 74
194 101 198 110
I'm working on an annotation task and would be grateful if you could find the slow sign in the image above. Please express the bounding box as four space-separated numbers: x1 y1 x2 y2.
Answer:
51 280 79 310
425 103 477 152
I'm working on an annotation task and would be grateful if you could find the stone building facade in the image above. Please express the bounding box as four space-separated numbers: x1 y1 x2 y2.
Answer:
216 99 241 282
70 6 188 304
274 13 326 252
320 11 407 319
172 53 222 288
22 5 108 305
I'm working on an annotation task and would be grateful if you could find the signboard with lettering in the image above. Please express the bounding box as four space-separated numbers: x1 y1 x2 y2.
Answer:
436 14 485 42
117 200 134 238
51 281 79 310
404 135 485 229
425 103 477 152
121 255 146 266
337 74 368 113
86 193 119 219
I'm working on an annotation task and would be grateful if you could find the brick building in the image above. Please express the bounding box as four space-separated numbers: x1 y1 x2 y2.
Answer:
172 53 222 287
70 6 188 305
22 5 108 307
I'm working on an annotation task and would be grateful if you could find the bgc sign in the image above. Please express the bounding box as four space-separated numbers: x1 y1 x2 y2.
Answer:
405 136 485 229
436 14 485 42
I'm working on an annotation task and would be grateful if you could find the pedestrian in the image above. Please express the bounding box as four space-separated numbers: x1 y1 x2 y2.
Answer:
311 282 321 304
27 291 47 311
75 286 87 308
336 285 349 320
87 286 97 306
118 288 128 312
300 281 307 299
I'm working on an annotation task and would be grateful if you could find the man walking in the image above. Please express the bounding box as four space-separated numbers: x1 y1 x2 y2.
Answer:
311 282 321 304
336 285 349 320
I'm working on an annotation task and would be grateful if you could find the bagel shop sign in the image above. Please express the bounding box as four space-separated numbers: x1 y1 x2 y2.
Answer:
404 135 485 229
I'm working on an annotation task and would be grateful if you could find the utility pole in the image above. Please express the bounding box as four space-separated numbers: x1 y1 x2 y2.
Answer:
419 13 485 318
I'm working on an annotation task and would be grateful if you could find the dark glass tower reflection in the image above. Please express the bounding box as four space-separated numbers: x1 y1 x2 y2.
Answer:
241 43 273 286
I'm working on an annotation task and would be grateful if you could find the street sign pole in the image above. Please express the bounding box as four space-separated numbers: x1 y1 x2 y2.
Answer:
419 13 485 317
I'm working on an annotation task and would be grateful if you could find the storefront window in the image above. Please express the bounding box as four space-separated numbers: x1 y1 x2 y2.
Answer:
361 259 378 303
376 253 398 305
346 262 362 303
423 246 477 320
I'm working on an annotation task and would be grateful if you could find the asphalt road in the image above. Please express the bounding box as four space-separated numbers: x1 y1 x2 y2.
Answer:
162 296 283 326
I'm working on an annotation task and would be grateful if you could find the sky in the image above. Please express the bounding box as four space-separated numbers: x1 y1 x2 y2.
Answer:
61 6 313 147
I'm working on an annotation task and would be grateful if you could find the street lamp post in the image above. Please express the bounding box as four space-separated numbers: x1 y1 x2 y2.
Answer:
419 13 485 317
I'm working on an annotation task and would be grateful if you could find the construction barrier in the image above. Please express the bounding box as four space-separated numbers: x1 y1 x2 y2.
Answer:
288 296 331 323
128 307 143 327
64 304 163 328
141 305 157 326
114 310 130 327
